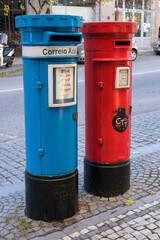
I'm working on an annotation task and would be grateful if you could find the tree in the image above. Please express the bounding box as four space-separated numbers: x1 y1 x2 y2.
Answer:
28 0 114 15
1 0 25 16
28 0 56 14
2 0 114 15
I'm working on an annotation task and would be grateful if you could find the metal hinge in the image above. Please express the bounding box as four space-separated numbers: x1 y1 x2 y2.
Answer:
38 148 44 156
36 81 43 89
98 138 103 145
98 82 104 89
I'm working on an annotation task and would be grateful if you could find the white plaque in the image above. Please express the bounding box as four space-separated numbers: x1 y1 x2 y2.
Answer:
119 69 129 86
48 64 77 107
56 67 74 100
115 67 130 89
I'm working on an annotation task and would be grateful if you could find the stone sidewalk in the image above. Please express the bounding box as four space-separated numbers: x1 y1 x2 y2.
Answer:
0 111 160 240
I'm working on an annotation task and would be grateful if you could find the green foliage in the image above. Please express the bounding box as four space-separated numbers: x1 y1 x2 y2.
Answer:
19 218 34 230
1 0 25 16
5 217 11 223
0 69 23 76
86 203 91 212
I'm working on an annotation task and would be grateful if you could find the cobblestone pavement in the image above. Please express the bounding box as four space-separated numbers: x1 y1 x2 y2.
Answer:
0 111 160 240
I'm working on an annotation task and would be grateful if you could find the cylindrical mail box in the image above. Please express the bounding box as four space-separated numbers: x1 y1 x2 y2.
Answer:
82 22 137 197
16 15 83 221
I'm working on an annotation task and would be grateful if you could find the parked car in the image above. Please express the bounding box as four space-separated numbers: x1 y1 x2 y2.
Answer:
77 43 84 63
77 38 138 63
153 41 160 55
131 38 138 60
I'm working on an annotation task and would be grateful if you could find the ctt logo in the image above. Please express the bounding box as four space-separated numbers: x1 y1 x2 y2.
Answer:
112 108 128 133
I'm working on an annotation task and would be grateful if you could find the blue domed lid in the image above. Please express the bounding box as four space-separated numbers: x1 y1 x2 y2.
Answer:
16 15 83 28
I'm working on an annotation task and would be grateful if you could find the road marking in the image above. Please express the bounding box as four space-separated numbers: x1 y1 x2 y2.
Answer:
133 70 160 75
78 70 160 83
0 69 160 93
138 53 150 56
0 88 23 93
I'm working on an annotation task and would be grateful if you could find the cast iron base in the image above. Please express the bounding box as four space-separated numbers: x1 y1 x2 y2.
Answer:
84 158 130 197
25 169 78 222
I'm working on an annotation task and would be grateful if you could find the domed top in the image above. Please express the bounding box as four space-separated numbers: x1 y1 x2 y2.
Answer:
16 15 83 29
81 22 137 34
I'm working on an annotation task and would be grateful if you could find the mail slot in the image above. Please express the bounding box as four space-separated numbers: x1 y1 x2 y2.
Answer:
16 15 82 222
81 22 137 197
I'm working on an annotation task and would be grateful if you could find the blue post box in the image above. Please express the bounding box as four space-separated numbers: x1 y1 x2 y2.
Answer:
16 15 83 222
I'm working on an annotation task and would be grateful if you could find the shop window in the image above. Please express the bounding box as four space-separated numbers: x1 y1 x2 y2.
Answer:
117 11 123 21
117 0 123 8
135 13 141 37
58 0 94 7
125 0 133 9
135 0 142 9
143 11 151 37
125 12 133 22
144 0 151 10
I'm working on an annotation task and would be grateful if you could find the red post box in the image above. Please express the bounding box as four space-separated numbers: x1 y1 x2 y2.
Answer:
82 22 137 197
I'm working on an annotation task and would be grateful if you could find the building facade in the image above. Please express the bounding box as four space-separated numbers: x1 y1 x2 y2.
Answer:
116 0 158 48
2 0 159 51
0 0 25 55
50 0 160 48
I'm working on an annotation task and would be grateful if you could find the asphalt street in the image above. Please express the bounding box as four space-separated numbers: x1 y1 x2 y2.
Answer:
0 52 160 139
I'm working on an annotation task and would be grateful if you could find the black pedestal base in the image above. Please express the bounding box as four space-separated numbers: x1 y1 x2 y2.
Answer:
25 169 78 222
84 158 130 197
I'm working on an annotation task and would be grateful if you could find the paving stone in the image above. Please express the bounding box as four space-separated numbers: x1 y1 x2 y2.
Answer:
97 222 105 228
112 226 122 231
80 228 89 235
88 226 97 231
140 229 152 236
147 223 157 230
63 237 72 240
91 235 102 240
124 226 134 233
148 234 160 240
108 233 119 239
70 232 81 238
123 234 134 239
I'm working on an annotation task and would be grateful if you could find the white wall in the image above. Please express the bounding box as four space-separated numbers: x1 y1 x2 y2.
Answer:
100 0 115 21
52 6 97 22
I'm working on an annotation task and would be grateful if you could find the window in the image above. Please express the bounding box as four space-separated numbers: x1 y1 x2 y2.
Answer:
117 11 123 21
144 0 151 10
135 13 141 37
143 12 151 37
125 12 133 22
58 0 95 7
125 0 133 9
135 0 142 9
117 0 123 8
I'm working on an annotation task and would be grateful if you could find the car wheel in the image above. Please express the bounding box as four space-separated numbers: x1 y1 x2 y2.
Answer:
131 49 137 60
